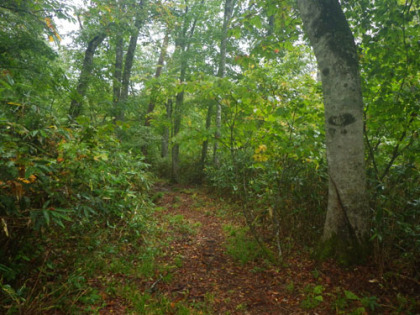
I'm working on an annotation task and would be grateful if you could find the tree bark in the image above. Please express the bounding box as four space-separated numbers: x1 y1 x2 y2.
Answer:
171 51 187 182
161 99 172 158
69 32 106 119
117 19 142 121
213 0 235 165
171 0 202 182
117 1 147 121
200 101 213 169
296 0 369 259
171 89 184 182
112 35 123 115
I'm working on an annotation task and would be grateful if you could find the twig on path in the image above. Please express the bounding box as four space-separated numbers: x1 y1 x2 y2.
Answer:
147 275 163 293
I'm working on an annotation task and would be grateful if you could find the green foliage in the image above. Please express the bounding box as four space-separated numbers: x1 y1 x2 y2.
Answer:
223 224 264 264
342 0 420 271
285 281 295 293
0 116 150 228
58 119 151 219
300 284 324 309
1 0 419 311
0 1 71 116
166 214 201 236
205 56 327 251
0 201 158 314
395 293 418 313
332 290 379 314
0 104 153 312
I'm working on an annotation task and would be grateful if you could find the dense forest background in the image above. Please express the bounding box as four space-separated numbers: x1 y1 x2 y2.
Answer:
0 0 419 313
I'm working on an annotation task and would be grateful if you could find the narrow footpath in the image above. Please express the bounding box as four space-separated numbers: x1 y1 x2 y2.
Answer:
148 184 385 315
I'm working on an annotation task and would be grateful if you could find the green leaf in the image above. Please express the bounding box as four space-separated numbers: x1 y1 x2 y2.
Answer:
313 285 324 294
314 295 323 302
43 209 50 226
250 16 262 29
344 290 359 300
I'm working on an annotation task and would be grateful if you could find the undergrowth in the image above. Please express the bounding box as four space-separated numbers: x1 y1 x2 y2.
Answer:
0 111 156 313
222 224 265 265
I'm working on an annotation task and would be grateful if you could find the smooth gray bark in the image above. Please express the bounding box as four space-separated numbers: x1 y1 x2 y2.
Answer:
296 0 369 247
69 32 106 119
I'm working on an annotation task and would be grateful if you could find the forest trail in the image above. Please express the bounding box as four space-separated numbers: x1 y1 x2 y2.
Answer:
90 183 418 314
141 184 380 315
153 184 294 314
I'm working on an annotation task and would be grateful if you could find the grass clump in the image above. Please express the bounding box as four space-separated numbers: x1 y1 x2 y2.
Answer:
222 224 263 265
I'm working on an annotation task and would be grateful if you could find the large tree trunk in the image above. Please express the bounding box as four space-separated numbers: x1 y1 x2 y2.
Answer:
69 32 106 119
213 0 235 166
296 0 369 261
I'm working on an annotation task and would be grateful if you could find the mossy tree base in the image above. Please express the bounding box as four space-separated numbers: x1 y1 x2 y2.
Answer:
314 234 371 266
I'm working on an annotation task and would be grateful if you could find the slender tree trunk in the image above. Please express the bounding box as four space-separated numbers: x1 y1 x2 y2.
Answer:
171 59 186 182
171 0 202 182
297 0 369 261
217 0 234 79
161 99 172 158
214 0 235 165
142 32 169 157
120 21 141 102
200 101 213 169
117 1 147 121
69 32 106 119
117 20 142 121
145 31 170 127
267 14 275 37
113 35 123 118
171 91 184 182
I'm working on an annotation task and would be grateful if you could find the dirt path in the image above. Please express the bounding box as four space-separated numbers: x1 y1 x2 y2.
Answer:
94 184 417 314
152 185 356 314
155 186 294 314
